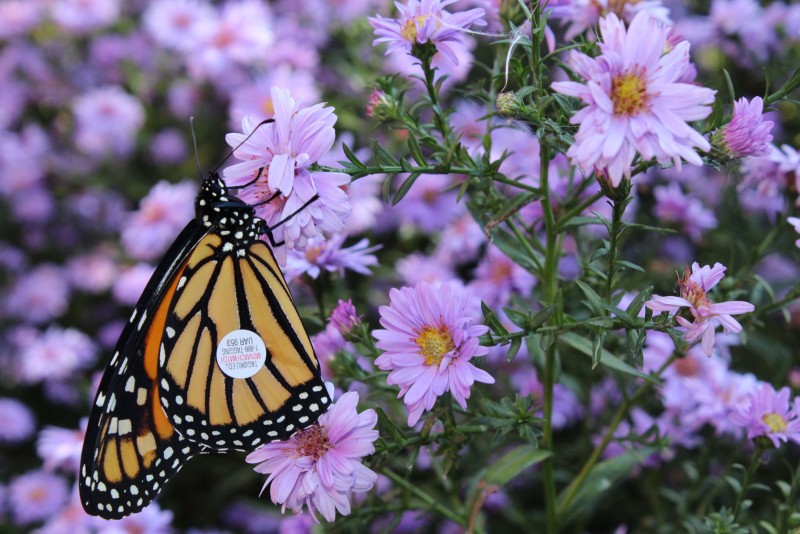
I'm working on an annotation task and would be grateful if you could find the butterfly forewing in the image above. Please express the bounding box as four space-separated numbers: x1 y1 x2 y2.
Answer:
80 224 204 518
157 221 330 451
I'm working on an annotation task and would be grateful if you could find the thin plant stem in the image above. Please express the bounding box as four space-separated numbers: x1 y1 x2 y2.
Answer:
556 353 678 518
732 442 766 518
538 140 559 534
381 468 464 525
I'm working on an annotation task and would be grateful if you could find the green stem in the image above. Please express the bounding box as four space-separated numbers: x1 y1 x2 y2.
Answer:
605 195 626 303
732 442 766 518
314 164 480 177
381 468 464 525
775 459 800 533
538 140 559 534
556 353 678 518
420 54 450 142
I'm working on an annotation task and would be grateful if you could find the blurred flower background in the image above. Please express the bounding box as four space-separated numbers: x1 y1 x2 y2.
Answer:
0 0 799 532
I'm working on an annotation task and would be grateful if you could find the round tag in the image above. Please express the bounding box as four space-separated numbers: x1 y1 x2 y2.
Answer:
215 329 267 379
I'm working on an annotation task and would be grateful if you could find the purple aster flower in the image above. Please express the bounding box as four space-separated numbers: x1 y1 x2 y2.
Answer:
369 0 486 66
373 281 494 425
645 262 755 356
224 88 351 262
15 326 96 385
652 182 717 242
284 235 380 280
712 96 774 158
51 0 119 34
329 299 362 336
396 252 457 286
121 180 198 262
185 0 274 80
0 1 45 40
8 470 69 525
143 0 214 51
3 264 70 324
731 383 800 447
228 67 321 127
549 0 671 41
148 129 188 165
73 86 145 158
34 485 94 534
788 217 800 249
0 124 49 196
390 173 464 232
88 499 173 532
112 263 155 306
469 245 537 308
433 213 486 265
312 325 349 380
551 12 715 186
66 250 118 294
0 398 35 444
37 419 86 473
246 391 379 522
688 364 758 438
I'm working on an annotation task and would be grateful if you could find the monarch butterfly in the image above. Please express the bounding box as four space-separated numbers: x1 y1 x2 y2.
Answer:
79 140 330 519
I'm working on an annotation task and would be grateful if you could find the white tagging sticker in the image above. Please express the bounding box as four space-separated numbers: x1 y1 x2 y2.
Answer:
216 329 267 379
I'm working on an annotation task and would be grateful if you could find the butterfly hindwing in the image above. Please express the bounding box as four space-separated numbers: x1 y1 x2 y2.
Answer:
157 222 330 451
79 222 204 518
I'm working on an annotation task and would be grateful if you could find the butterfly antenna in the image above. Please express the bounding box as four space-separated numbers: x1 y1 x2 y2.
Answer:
211 118 275 175
189 117 203 181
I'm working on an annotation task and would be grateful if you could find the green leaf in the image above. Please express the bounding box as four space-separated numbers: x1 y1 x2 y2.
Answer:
373 141 400 167
392 172 421 205
723 68 736 104
557 446 659 523
625 286 653 317
561 215 604 229
483 445 551 486
530 306 555 329
342 143 365 167
706 97 725 131
407 136 426 166
482 302 509 336
505 337 522 362
615 259 645 273
574 280 605 315
503 308 530 330
560 333 658 383
591 331 606 368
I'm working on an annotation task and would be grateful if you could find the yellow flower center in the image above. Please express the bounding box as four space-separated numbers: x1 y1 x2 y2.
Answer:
762 412 787 433
401 15 429 42
611 70 649 116
416 325 455 366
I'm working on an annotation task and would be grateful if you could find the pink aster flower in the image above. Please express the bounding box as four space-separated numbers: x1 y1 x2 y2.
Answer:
224 88 351 262
8 470 69 525
713 96 774 158
0 1 45 40
731 383 800 447
143 0 214 51
396 252 457 286
185 0 274 80
246 391 378 522
3 264 70 324
373 281 494 426
645 262 755 356
37 419 87 472
469 245 537 309
284 234 380 280
329 299 362 335
51 0 119 34
121 180 198 262
228 67 321 128
112 263 155 306
73 86 145 158
15 326 96 385
551 12 715 186
549 0 671 41
652 182 717 242
369 0 486 66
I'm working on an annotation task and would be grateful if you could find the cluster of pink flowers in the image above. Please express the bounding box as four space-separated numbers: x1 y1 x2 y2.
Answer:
552 12 715 186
